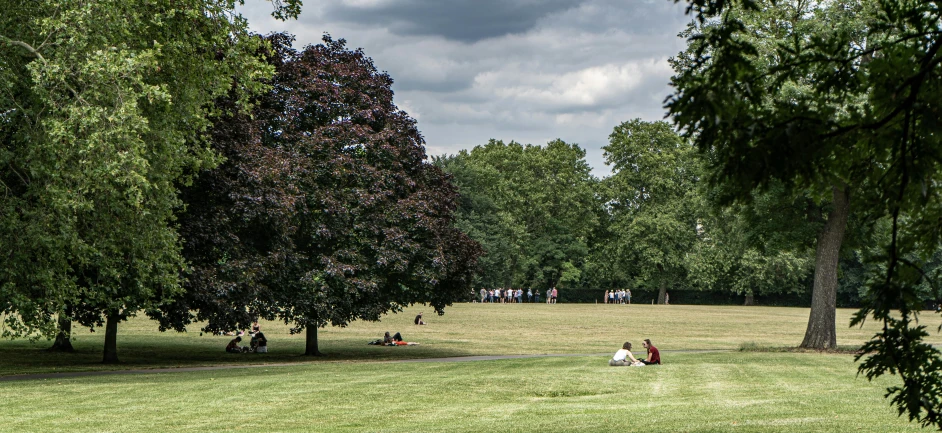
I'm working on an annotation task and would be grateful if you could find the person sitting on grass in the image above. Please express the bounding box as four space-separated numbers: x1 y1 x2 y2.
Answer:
414 313 426 325
226 336 246 353
640 339 661 365
609 342 643 366
251 332 268 353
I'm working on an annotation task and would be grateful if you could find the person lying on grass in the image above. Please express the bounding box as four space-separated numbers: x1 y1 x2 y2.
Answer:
367 332 420 346
609 342 643 366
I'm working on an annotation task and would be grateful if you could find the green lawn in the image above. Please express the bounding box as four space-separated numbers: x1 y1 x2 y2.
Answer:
0 304 937 432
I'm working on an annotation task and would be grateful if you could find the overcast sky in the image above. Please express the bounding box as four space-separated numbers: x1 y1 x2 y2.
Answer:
239 0 693 177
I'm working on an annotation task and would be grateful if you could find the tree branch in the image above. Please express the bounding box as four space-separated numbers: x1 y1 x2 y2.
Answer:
0 34 46 62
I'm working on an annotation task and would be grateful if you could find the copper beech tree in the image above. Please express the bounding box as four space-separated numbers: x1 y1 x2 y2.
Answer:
155 34 481 355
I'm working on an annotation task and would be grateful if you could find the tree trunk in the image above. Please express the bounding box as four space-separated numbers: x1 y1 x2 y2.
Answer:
800 185 850 350
49 315 75 352
744 293 755 306
304 326 323 356
657 279 667 304
102 312 119 364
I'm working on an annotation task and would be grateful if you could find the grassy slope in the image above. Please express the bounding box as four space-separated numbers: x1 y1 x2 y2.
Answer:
0 304 936 432
4 304 936 376
0 352 920 432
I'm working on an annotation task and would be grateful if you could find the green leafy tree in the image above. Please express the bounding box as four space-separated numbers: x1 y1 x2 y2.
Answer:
435 139 600 292
670 0 942 426
0 0 298 362
603 119 701 304
669 0 871 349
687 182 819 305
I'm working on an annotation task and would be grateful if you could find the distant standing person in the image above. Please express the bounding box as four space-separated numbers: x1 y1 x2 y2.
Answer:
640 339 661 365
527 288 533 303
534 290 541 304
665 292 670 305
551 287 558 304
604 290 609 304
480 288 487 303
627 289 632 305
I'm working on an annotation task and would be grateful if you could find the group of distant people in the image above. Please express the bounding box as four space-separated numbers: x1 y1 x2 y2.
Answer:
478 287 559 304
225 321 268 354
604 289 632 304
610 339 660 367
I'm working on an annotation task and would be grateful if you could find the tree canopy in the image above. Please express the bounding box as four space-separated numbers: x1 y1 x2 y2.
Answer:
158 34 481 356
434 139 600 291
0 0 298 362
669 0 942 426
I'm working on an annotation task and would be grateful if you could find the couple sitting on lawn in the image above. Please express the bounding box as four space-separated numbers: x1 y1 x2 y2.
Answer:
609 339 660 366
367 332 420 346
225 332 268 353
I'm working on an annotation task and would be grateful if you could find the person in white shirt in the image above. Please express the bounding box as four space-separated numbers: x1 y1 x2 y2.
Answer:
609 341 643 366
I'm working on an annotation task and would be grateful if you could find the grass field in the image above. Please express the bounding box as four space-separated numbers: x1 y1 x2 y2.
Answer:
1 303 939 432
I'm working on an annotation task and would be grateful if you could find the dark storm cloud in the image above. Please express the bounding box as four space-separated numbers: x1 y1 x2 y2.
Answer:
323 0 579 43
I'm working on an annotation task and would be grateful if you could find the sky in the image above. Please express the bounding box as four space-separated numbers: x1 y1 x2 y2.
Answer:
238 0 693 177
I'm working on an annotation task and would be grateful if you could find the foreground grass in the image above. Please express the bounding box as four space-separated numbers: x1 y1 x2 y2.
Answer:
0 351 920 432
4 303 940 376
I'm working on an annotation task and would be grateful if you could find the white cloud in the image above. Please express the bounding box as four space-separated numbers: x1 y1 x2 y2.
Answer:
237 0 693 177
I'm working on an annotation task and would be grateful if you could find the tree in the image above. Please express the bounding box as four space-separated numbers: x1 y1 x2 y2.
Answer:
669 0 872 350
0 0 298 362
603 119 701 304
670 0 942 426
156 34 481 356
687 184 817 305
435 139 600 291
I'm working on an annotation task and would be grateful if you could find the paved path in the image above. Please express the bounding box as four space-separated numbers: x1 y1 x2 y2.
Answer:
0 349 727 383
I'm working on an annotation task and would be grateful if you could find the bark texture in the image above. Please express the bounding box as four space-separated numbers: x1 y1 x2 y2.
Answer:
657 279 668 305
49 316 75 352
102 313 119 363
744 293 755 306
800 185 851 349
304 326 323 356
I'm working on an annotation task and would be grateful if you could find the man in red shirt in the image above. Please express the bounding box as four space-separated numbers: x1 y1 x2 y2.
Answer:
641 339 661 365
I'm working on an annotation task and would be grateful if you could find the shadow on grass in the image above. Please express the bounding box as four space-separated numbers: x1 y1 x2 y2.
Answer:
738 341 862 354
0 336 482 377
